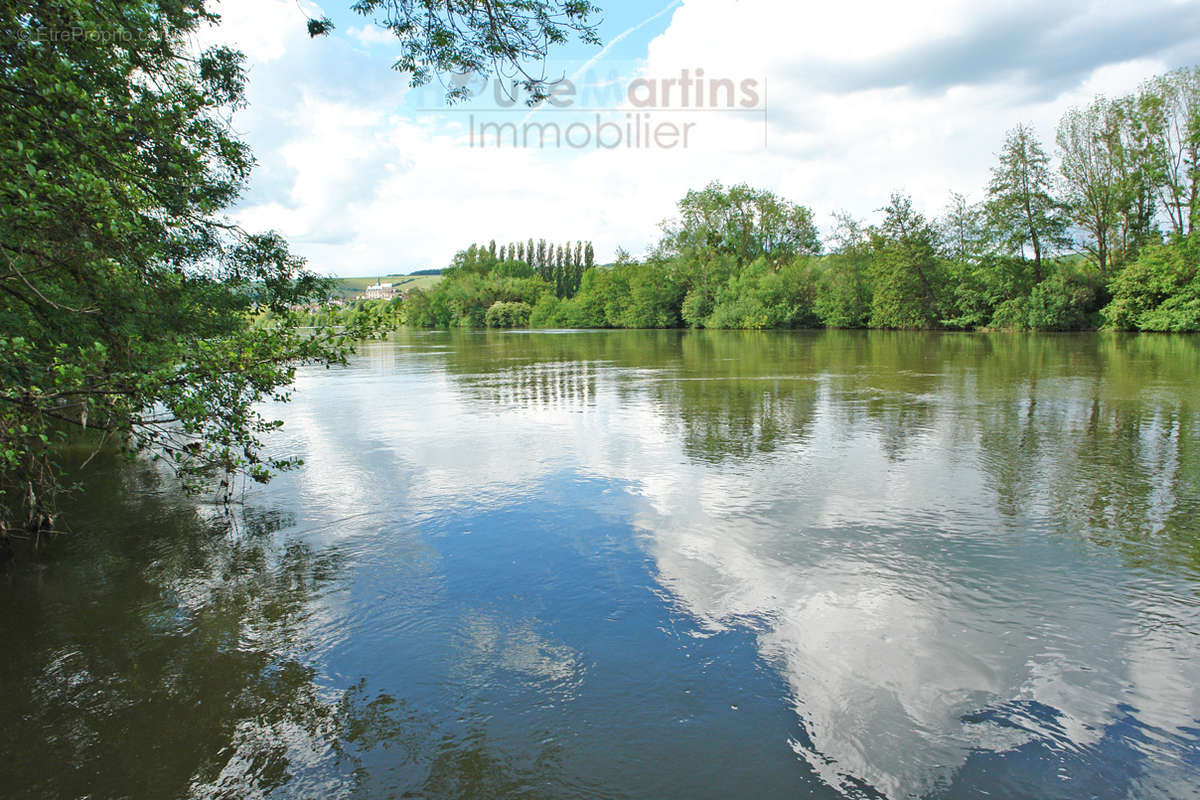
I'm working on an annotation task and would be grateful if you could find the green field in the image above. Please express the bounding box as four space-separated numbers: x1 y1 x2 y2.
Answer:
330 274 442 298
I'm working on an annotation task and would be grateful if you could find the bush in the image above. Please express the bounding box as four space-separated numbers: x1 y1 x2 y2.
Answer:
1024 270 1098 330
1103 237 1200 331
813 254 872 328
484 301 533 328
986 268 1099 330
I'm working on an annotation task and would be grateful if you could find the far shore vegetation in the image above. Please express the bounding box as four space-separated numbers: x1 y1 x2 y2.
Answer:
296 68 1200 336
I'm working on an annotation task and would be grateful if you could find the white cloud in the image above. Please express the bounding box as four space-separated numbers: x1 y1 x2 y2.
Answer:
207 0 321 63
347 24 396 47
215 0 1200 275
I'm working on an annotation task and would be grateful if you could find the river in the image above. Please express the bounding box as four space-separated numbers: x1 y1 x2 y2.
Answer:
3 330 1199 799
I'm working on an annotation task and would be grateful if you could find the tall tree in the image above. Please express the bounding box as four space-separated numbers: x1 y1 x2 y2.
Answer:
584 242 595 269
815 212 873 328
1111 93 1161 261
938 192 986 263
1058 99 1126 278
985 124 1069 281
1135 68 1200 238
869 194 948 329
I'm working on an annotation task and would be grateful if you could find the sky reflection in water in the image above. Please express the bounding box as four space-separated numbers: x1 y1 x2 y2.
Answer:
3 330 1199 799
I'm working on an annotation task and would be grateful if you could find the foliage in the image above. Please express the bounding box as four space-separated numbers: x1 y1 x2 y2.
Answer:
704 258 819 329
0 1 382 533
657 182 821 267
1103 235 1200 331
386 78 1200 338
403 268 550 328
980 263 1100 330
309 0 601 104
484 301 533 328
1134 68 1200 239
868 195 950 329
1057 98 1132 278
985 124 1070 279
811 212 873 328
378 58 1200 340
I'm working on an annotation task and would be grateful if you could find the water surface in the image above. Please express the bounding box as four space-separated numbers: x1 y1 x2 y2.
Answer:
3 330 1199 799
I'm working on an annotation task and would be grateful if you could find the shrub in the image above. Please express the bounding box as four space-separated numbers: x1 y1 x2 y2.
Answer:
484 301 533 328
1103 238 1200 331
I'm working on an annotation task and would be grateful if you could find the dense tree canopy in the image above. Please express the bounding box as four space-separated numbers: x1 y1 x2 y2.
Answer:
658 182 821 267
0 1 373 534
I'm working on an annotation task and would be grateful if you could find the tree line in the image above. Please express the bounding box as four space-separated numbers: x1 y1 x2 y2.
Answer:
377 66 1198 333
453 240 596 297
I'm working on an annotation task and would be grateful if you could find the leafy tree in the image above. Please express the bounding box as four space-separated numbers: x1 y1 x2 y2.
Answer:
658 181 820 267
493 260 535 279
945 255 1034 329
938 193 988 263
985 124 1069 281
584 242 595 269
450 243 494 274
0 0 385 533
309 0 601 104
484 301 533 328
869 194 948 329
1024 267 1100 330
1110 93 1162 260
814 212 873 328
615 260 684 328
706 258 819 329
0 0 602 534
1134 68 1200 238
1058 99 1126 278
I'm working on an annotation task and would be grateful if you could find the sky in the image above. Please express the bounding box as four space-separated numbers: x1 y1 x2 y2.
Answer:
208 0 1200 277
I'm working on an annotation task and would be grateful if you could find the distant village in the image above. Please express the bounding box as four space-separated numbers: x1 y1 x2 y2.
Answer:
358 281 405 301
284 277 428 314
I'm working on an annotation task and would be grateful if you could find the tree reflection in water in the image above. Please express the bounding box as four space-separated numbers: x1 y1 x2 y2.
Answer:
0 459 563 800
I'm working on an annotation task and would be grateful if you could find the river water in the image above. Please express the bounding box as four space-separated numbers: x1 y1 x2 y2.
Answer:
3 330 1199 799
